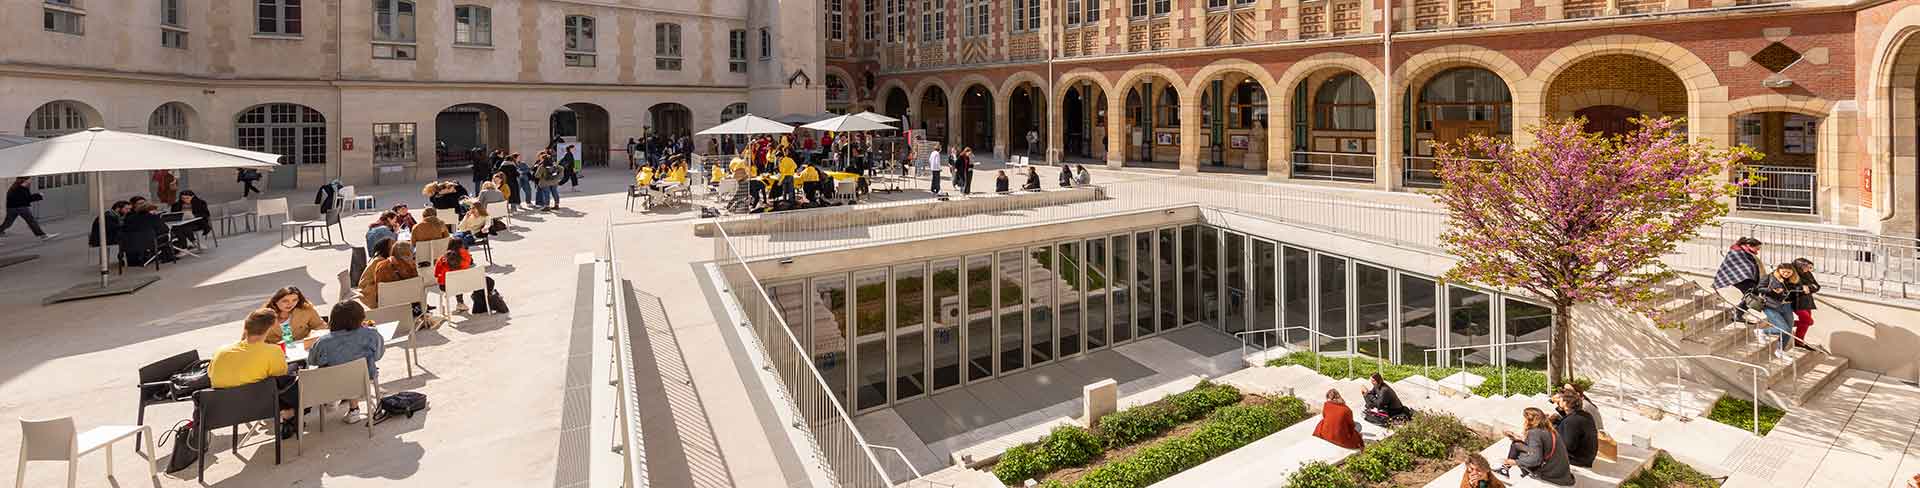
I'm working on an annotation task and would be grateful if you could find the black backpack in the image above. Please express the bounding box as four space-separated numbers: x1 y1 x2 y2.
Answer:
375 392 428 423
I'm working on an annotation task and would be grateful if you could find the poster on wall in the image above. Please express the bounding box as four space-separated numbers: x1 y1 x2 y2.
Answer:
1230 135 1250 150
1341 138 1364 153
556 141 582 161
1156 132 1177 146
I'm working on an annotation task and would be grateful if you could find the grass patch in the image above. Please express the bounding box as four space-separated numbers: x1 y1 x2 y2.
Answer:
1705 395 1785 435
1622 453 1722 488
1263 351 1591 397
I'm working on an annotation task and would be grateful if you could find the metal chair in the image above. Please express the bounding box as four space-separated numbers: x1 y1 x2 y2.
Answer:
15 417 155 488
222 201 257 234
368 282 426 378
293 359 375 455
713 179 739 205
190 380 284 480
133 351 200 455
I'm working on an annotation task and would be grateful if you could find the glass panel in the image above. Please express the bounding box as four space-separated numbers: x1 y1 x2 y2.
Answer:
853 269 889 410
1253 240 1278 342
1134 232 1156 338
966 255 994 381
998 250 1027 373
1199 227 1220 327
894 264 926 401
1085 238 1109 350
1282 246 1312 347
1355 263 1391 360
1157 228 1178 332
1111 235 1134 344
812 276 850 408
929 259 962 390
1398 275 1438 366
1448 286 1493 368
766 282 809 353
1224 232 1246 334
1504 299 1553 371
1181 225 1199 325
1027 247 1055 364
1057 242 1084 357
1317 255 1348 354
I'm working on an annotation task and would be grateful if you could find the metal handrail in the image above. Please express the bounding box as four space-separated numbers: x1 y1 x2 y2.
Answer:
1692 289 1816 403
864 444 925 479
605 225 649 487
1418 340 1550 397
1609 354 1768 436
1236 325 1386 376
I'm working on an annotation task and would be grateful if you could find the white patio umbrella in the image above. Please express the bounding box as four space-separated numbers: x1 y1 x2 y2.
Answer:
0 127 281 293
851 111 899 124
801 114 897 133
696 114 796 135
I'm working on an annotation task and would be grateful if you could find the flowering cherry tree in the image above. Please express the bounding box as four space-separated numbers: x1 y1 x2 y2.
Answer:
1433 117 1756 385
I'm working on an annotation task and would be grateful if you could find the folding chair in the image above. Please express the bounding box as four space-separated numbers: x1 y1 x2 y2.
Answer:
293 359 376 455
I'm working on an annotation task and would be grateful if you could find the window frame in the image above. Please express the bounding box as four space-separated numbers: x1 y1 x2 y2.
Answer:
565 15 597 67
827 0 844 40
654 22 683 71
864 0 878 40
371 122 417 163
964 0 989 37
919 0 946 42
44 6 85 35
235 103 328 165
453 5 492 46
759 27 771 59
728 29 748 73
1314 74 1376 131
255 0 301 36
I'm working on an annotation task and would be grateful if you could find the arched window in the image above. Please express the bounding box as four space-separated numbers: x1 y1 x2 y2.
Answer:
1314 73 1373 131
1419 68 1511 134
1125 89 1145 127
25 101 91 138
722 103 749 122
236 103 327 165
149 103 191 140
372 0 416 59
1232 81 1266 129
826 75 848 102
1154 86 1179 128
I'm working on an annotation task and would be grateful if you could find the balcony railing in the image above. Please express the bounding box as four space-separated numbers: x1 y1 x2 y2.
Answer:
1738 165 1816 215
1291 151 1376 183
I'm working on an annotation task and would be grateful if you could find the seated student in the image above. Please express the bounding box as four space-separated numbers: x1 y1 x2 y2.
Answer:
357 240 425 318
1362 373 1413 425
476 181 506 207
1023 167 1043 191
119 202 174 265
410 207 451 244
366 211 398 252
1550 391 1599 469
304 301 384 423
89 200 130 249
634 167 655 189
389 204 418 230
262 286 329 345
209 308 296 437
1075 164 1093 185
666 163 689 186
1312 389 1365 449
1058 165 1074 188
1460 453 1506 488
796 164 824 204
1561 383 1604 431
1499 407 1574 486
168 190 213 244
435 238 501 315
995 171 1011 193
455 198 490 245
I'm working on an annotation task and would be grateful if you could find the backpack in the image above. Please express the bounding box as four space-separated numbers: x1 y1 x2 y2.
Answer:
376 392 428 422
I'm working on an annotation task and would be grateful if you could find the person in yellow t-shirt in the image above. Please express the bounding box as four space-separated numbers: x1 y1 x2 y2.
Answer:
667 163 689 184
777 154 798 177
634 167 655 188
209 308 298 435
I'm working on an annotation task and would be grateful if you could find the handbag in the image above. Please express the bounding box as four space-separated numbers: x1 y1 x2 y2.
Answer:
488 219 508 233
166 359 213 401
1597 431 1619 462
159 420 203 473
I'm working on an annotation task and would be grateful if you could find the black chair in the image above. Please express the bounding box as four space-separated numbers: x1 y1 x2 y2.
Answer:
471 234 494 265
134 350 200 455
191 380 285 479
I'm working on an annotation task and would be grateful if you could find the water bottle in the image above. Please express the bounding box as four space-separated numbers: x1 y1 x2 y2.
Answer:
280 321 294 346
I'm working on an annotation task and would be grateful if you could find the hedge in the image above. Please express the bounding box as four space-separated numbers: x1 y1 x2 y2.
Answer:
1283 413 1485 488
1070 396 1313 488
1265 351 1593 397
993 382 1245 485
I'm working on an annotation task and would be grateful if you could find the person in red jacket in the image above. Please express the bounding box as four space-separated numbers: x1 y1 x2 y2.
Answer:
435 238 477 313
1313 389 1365 449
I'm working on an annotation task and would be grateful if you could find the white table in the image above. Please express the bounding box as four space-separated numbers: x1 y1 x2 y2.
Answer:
165 216 205 257
284 321 402 364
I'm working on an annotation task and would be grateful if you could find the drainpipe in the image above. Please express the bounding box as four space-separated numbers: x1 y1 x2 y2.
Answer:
1381 0 1394 191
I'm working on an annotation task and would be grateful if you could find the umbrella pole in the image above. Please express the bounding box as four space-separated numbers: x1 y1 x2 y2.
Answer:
92 172 108 287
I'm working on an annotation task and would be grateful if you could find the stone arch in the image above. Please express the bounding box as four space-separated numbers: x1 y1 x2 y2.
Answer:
1110 64 1189 107
911 76 953 109
1272 53 1384 183
998 71 1051 101
1725 94 1833 118
878 78 913 108
1186 59 1283 173
1865 9 1920 229
1109 65 1188 169
1053 69 1116 164
1388 46 1528 188
954 75 996 154
1531 34 1727 143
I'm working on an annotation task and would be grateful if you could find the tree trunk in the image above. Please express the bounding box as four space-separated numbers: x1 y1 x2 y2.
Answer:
1550 302 1574 387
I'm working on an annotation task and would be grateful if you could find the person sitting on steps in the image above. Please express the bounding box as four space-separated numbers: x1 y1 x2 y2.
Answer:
1498 407 1574 486
1312 389 1364 449
1362 373 1412 426
1550 391 1598 469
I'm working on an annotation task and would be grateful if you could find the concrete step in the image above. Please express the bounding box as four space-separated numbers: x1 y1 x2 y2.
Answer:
1420 439 1663 488
1684 321 1751 353
905 464 1002 488
1777 354 1850 407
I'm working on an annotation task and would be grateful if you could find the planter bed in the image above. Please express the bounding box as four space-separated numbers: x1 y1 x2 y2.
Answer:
1265 351 1593 397
1283 413 1495 488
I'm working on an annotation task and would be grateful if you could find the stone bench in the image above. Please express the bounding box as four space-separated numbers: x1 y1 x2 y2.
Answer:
1419 438 1661 488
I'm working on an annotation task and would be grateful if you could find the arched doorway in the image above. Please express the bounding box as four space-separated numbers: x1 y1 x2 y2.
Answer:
918 86 949 143
236 102 326 191
23 100 101 217
148 102 197 198
1291 71 1376 182
1408 67 1511 187
1544 54 1686 138
1061 82 1106 160
434 103 510 176
1574 106 1641 137
550 103 609 167
884 87 910 120
1198 73 1269 170
1732 111 1820 214
958 85 994 154
1122 76 1179 165
1008 83 1047 158
649 103 692 140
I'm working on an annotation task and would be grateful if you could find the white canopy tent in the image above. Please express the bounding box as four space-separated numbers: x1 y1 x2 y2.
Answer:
696 114 795 136
851 112 899 124
0 128 281 294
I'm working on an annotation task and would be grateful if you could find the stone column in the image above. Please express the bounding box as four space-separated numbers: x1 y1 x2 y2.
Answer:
1049 83 1066 165
1106 89 1126 168
1179 94 1201 175
994 89 1011 160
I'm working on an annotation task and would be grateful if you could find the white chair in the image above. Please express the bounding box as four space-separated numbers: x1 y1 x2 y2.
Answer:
713 179 739 204
293 358 376 455
15 417 155 488
440 267 487 318
255 197 290 230
415 237 449 275
483 201 509 229
340 185 376 214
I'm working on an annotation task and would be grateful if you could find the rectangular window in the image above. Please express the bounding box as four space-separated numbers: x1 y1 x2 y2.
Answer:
454 5 491 46
964 0 988 37
654 23 682 71
864 0 878 40
371 0 415 59
256 0 300 35
44 8 84 35
728 29 747 73
372 122 417 163
1066 0 1082 25
759 28 771 59
965 255 994 381
160 0 185 47
1208 0 1227 8
812 276 850 409
161 0 181 26
565 15 595 67
828 0 844 40
930 259 962 389
920 0 945 42
1012 0 1028 31
1027 0 1042 28
998 250 1027 374
1154 0 1170 15
162 29 187 48
1086 0 1100 23
1131 0 1147 18
1027 246 1055 364
895 264 927 401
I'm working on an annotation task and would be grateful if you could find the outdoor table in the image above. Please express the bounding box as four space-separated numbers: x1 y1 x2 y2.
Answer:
283 321 402 364
165 216 205 257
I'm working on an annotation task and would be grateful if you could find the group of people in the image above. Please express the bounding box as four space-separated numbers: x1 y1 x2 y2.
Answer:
925 142 1094 196
626 133 695 171
1306 376 1603 487
464 147 576 214
87 189 214 265
1714 237 1823 359
207 288 387 436
1310 373 1413 450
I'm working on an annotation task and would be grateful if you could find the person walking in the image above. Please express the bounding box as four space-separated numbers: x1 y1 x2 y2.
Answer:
1755 263 1800 360
1713 236 1763 321
1789 257 1821 348
237 168 264 197
0 177 58 241
560 145 582 191
956 147 975 195
927 144 945 195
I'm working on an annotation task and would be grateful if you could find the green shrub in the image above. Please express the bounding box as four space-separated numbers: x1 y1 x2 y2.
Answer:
1267 395 1313 425
993 444 1047 485
1096 382 1241 448
1622 453 1722 488
1034 481 1068 488
1706 395 1786 435
1394 413 1478 449
1041 425 1103 468
1268 351 1598 397
1286 461 1359 488
1168 382 1243 419
1074 400 1310 488
1341 451 1391 482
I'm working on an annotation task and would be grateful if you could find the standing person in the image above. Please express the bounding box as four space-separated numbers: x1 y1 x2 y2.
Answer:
470 149 495 190
1713 237 1763 320
237 168 264 197
1549 391 1598 469
560 145 582 191
1498 408 1573 486
1 177 58 241
1789 258 1821 348
511 153 533 211
956 147 975 195
1755 263 1800 360
626 138 640 170
927 144 944 195
1311 389 1364 449
535 157 563 211
1027 129 1040 157
499 154 524 211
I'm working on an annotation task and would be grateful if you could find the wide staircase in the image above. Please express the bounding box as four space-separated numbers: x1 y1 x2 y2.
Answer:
1652 274 1850 408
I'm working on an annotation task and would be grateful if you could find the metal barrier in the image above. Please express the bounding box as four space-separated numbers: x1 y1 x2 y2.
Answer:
605 226 649 487
711 224 895 487
1737 165 1816 215
1418 340 1550 397
1401 156 1446 189
1235 325 1386 375
1291 151 1378 183
1608 354 1767 436
1706 219 1920 299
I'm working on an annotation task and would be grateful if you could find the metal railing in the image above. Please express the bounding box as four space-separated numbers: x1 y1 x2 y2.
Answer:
1235 325 1386 375
1291 151 1377 183
1401 156 1495 189
606 226 649 487
864 444 927 480
1608 355 1767 436
712 224 894 487
1737 165 1816 215
1418 340 1550 397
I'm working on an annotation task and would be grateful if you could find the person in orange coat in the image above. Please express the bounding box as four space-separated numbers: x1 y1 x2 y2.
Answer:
1313 389 1365 449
